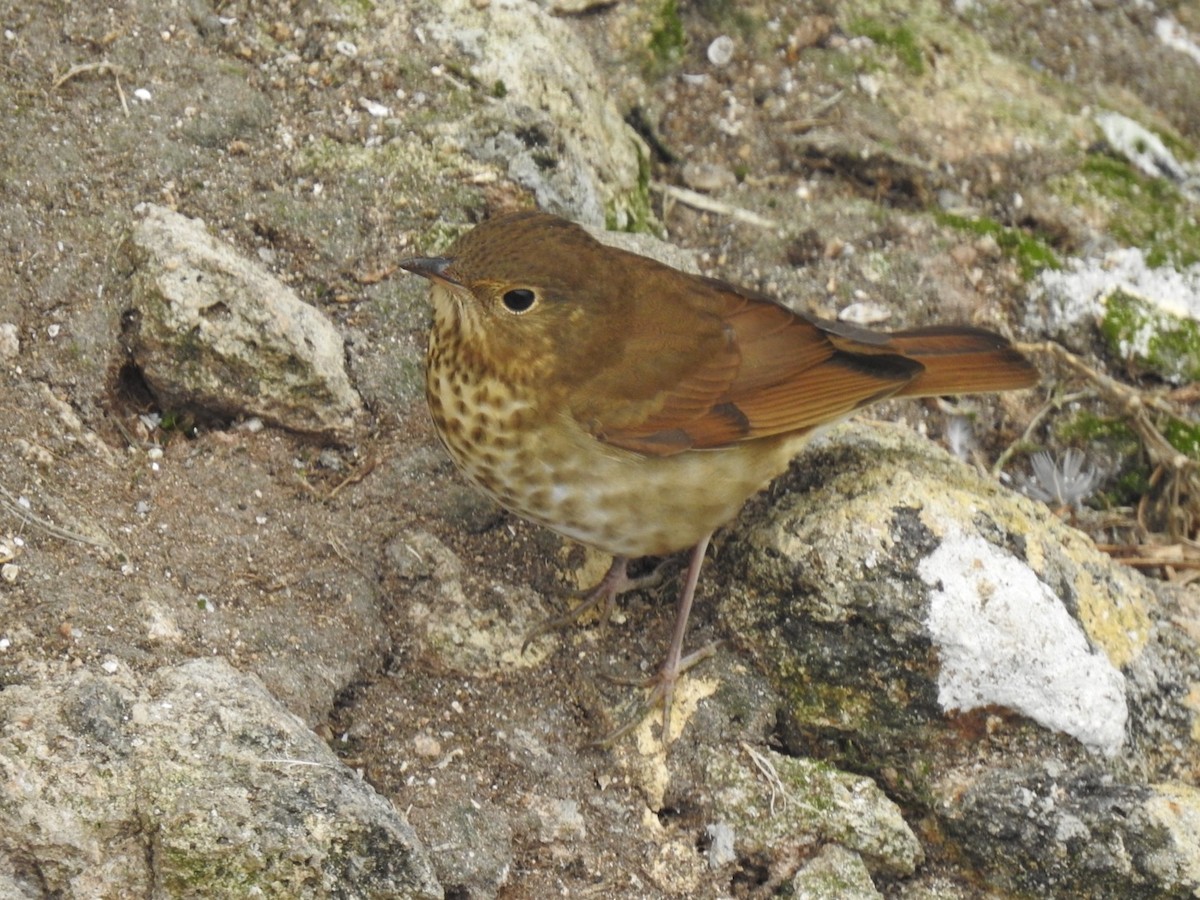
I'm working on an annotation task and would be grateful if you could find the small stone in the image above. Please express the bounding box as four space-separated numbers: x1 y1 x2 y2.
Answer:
359 97 390 118
791 844 882 898
706 821 736 868
526 795 586 843
681 162 736 193
126 206 363 441
0 322 19 358
707 35 735 67
838 301 892 325
413 733 441 758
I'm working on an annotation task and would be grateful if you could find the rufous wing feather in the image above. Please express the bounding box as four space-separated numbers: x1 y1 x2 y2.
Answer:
582 276 1036 457
584 281 924 454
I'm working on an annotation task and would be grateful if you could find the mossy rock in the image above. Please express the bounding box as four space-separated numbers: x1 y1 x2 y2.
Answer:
1099 287 1200 384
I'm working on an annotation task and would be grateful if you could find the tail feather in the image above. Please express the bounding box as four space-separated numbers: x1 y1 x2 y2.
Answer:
884 326 1038 397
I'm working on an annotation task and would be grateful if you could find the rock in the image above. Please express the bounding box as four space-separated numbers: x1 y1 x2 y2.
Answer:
414 798 514 899
702 745 923 880
722 421 1200 896
706 35 736 68
943 771 1200 897
523 794 587 844
1029 247 1200 384
1096 285 1200 383
422 0 649 228
0 322 18 358
1095 111 1192 186
391 529 556 674
838 301 893 325
125 204 363 441
681 161 737 193
791 843 883 899
585 223 702 274
0 658 440 898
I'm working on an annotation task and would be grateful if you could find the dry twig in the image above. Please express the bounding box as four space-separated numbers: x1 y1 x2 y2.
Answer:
652 181 780 229
53 60 131 116
1020 341 1199 543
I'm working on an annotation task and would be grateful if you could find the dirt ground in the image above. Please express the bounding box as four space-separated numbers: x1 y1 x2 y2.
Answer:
2 1 1198 897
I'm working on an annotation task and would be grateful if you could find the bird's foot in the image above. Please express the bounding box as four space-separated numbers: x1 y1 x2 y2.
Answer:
592 639 722 748
520 556 673 653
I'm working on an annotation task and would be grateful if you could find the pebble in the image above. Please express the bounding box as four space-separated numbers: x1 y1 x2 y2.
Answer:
838 301 892 325
707 35 735 67
706 822 736 868
681 162 736 193
0 323 18 358
413 733 441 758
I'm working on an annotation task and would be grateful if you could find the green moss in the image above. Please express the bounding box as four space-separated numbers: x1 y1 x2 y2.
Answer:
1060 156 1200 269
607 139 656 234
936 211 1061 280
1056 412 1138 447
1163 418 1200 460
848 17 925 75
647 0 687 73
694 0 758 35
1110 466 1152 508
332 0 374 14
1099 288 1200 383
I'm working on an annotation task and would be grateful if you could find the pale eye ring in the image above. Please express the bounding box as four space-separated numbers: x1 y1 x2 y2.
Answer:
501 288 537 314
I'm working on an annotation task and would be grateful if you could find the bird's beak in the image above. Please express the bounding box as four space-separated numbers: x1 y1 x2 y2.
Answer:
399 256 461 287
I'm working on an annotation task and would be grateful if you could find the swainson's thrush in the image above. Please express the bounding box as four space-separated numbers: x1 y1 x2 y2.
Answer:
401 211 1037 741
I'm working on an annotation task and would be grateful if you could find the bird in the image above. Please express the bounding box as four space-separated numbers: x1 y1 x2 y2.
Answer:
400 210 1038 742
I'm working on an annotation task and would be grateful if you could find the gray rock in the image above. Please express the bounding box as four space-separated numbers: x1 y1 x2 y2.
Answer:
0 658 440 899
943 769 1200 897
723 421 1200 896
390 529 555 675
1028 249 1200 384
681 161 737 193
703 745 923 880
415 798 514 899
584 223 702 274
422 0 649 229
0 322 18 359
791 843 883 899
125 204 363 442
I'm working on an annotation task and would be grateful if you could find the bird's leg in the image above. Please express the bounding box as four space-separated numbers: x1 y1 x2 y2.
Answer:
596 533 720 746
521 555 673 653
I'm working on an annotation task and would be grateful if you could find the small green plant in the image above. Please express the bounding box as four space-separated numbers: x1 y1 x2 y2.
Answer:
935 211 1061 280
849 17 925 75
1076 156 1200 268
647 0 687 73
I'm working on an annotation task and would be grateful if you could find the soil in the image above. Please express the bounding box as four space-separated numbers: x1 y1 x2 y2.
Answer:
2 1 1195 897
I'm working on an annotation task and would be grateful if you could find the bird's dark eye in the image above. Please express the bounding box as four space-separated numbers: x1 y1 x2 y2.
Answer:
501 288 537 314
